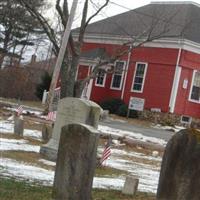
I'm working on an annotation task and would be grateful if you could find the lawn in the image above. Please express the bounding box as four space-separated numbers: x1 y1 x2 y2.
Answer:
0 178 155 200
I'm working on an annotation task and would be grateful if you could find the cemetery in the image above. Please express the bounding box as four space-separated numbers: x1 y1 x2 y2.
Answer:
1 97 200 200
0 98 166 200
2 1 200 199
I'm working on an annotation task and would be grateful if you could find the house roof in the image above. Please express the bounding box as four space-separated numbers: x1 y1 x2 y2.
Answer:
82 1 200 44
80 48 110 61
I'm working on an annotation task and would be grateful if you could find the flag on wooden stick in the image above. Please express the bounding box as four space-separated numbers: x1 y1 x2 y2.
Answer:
17 105 23 116
100 135 112 166
46 111 57 121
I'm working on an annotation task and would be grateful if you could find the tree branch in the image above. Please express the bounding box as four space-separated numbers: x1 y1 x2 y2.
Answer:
17 0 59 56
85 0 109 28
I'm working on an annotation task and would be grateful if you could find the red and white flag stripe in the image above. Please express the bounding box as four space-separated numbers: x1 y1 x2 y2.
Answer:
17 105 23 116
100 146 111 165
46 111 57 121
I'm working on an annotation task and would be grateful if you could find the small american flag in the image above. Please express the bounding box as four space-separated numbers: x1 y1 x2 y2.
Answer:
17 105 23 116
100 136 112 166
46 111 57 121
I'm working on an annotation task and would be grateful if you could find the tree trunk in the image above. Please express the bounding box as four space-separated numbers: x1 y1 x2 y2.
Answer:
60 53 70 98
60 52 81 98
0 28 11 68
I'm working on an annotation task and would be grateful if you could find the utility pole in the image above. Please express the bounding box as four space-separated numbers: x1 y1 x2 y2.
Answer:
46 0 78 112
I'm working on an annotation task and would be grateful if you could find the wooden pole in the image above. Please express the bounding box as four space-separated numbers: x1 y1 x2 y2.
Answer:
46 0 78 112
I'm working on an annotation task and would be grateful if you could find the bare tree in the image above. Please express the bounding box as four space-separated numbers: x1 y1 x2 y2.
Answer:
0 0 45 68
17 0 185 110
18 0 109 98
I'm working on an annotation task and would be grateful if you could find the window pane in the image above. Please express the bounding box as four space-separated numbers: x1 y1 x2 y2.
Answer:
111 61 124 89
133 63 146 91
112 75 122 88
190 71 200 101
194 72 200 87
134 77 143 84
191 86 200 101
136 64 145 76
96 70 105 86
133 84 142 91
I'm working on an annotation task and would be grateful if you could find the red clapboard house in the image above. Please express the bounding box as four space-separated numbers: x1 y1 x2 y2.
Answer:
75 1 200 120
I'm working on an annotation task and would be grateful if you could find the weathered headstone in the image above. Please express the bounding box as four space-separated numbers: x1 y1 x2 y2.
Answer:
100 110 109 121
42 123 53 142
14 116 24 136
122 176 139 196
40 97 101 161
157 129 200 200
52 123 99 200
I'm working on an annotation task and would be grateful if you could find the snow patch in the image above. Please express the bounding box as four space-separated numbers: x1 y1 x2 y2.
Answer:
0 138 40 153
39 159 56 167
98 125 166 146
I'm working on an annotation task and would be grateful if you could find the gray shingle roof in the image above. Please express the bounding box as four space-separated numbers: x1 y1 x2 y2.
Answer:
83 2 200 44
80 48 110 61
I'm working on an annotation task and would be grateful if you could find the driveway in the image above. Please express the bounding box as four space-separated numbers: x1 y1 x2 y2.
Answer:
100 119 174 141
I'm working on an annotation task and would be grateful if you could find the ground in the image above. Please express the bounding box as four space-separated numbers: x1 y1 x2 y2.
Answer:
0 98 182 199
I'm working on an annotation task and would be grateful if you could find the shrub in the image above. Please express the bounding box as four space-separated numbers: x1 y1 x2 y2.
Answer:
117 104 128 117
100 98 124 114
35 72 52 100
117 104 138 118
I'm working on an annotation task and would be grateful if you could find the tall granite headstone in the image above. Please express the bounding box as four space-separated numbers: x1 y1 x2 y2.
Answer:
52 123 99 200
40 97 101 160
157 129 200 200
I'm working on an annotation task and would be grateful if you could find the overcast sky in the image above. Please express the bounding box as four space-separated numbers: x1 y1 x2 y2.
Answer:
47 0 200 27
33 0 200 61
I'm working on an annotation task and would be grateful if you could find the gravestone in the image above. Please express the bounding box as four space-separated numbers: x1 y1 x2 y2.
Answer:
42 123 53 142
14 116 24 136
157 129 200 200
122 176 139 196
40 97 101 161
52 123 99 200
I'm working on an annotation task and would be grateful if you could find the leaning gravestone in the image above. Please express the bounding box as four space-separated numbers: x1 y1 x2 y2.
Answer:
157 129 200 200
40 97 101 161
52 123 99 200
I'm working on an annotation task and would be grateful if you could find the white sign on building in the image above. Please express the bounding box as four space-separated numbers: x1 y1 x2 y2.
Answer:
129 97 145 111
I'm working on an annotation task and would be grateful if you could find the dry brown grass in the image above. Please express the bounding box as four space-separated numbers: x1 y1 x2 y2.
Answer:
110 114 152 128
1 151 54 171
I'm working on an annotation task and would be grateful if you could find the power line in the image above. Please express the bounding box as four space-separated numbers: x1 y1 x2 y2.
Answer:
109 1 187 29
109 1 132 11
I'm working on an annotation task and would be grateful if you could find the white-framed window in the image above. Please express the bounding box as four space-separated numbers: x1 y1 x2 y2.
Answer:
95 69 106 87
189 70 200 103
132 62 148 93
110 61 126 90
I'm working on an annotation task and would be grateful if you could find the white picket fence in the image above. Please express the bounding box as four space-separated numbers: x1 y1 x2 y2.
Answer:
42 87 61 110
42 84 91 110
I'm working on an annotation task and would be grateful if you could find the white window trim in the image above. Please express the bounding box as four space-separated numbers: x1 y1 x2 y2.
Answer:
110 61 126 90
188 70 200 104
131 62 148 93
95 71 107 87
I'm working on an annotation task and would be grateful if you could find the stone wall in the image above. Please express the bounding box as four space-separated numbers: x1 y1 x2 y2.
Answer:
138 110 200 127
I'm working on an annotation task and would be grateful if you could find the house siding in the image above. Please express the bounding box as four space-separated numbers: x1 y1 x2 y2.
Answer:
77 65 89 80
174 49 200 118
78 43 200 118
123 62 175 112
122 47 178 113
81 43 178 111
